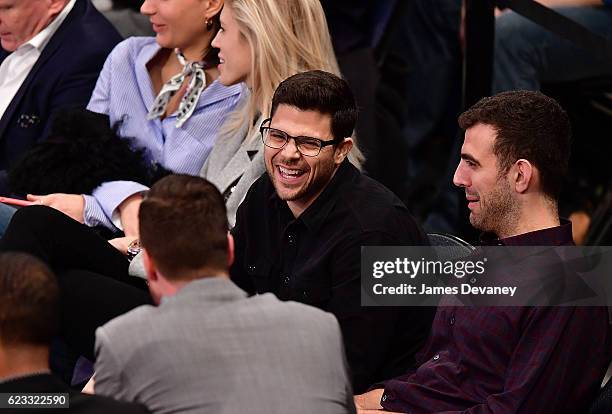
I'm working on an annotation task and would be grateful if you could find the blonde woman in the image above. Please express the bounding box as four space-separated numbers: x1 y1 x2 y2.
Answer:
201 0 362 227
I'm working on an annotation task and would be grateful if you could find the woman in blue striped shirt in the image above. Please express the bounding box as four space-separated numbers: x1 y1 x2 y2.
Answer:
23 0 243 237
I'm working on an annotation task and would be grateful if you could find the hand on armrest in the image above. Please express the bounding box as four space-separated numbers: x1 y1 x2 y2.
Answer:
354 389 384 410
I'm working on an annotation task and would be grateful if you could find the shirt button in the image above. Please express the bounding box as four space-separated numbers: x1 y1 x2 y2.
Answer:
433 354 440 361
287 234 295 244
470 277 477 284
450 315 455 325
283 276 290 285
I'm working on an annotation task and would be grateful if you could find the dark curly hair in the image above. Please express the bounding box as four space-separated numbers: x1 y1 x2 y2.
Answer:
8 108 170 196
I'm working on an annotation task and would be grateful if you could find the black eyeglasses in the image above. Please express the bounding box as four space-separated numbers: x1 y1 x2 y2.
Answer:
260 118 341 157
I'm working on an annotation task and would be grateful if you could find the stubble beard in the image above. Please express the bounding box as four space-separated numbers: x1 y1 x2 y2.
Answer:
269 157 336 203
470 178 519 236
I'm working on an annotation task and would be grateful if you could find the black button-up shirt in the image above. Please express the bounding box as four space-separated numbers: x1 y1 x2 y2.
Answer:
231 160 435 393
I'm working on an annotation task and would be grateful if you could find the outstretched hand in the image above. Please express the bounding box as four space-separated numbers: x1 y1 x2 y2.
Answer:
27 193 85 223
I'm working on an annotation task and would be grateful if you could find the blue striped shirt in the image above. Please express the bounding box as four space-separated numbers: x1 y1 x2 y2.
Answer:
83 37 244 230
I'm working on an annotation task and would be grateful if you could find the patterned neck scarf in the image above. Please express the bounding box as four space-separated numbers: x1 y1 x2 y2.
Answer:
147 49 214 128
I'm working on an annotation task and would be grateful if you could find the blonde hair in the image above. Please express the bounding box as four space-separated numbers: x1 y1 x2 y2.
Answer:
224 0 363 165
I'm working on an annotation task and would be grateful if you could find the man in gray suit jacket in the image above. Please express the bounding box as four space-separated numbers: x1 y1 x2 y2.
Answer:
93 174 355 414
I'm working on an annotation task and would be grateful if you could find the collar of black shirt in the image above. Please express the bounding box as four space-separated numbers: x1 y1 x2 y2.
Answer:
267 159 358 232
479 219 573 246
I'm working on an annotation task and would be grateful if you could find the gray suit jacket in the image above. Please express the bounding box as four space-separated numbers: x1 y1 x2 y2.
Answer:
94 277 355 414
200 114 266 228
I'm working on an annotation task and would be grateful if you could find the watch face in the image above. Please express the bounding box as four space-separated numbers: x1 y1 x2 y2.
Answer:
127 240 142 260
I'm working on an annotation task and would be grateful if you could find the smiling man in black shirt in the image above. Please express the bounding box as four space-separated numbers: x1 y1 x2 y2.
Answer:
230 70 434 393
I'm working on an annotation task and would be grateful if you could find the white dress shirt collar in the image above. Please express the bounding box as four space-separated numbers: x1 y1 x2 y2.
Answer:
25 0 77 53
0 0 77 119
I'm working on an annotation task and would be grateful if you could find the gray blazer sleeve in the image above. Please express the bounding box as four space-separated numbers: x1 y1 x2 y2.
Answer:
224 149 264 228
94 327 125 399
128 252 146 279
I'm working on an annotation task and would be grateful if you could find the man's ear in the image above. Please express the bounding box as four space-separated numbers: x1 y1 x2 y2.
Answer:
227 232 235 268
49 0 69 16
513 159 534 194
334 138 354 165
204 0 224 19
142 249 159 284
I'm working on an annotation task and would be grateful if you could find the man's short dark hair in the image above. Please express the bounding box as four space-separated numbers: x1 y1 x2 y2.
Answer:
458 90 571 199
0 252 59 346
270 70 358 140
139 174 229 280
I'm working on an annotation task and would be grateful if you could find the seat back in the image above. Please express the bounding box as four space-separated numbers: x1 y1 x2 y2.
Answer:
427 233 475 261
589 374 612 414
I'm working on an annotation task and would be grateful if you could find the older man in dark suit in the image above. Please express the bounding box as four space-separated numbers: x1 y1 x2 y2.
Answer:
0 0 121 195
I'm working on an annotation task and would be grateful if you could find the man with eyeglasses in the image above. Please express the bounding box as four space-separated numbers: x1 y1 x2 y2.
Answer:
230 70 435 394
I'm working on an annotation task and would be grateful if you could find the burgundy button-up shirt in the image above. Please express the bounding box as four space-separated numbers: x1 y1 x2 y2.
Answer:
380 222 611 413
